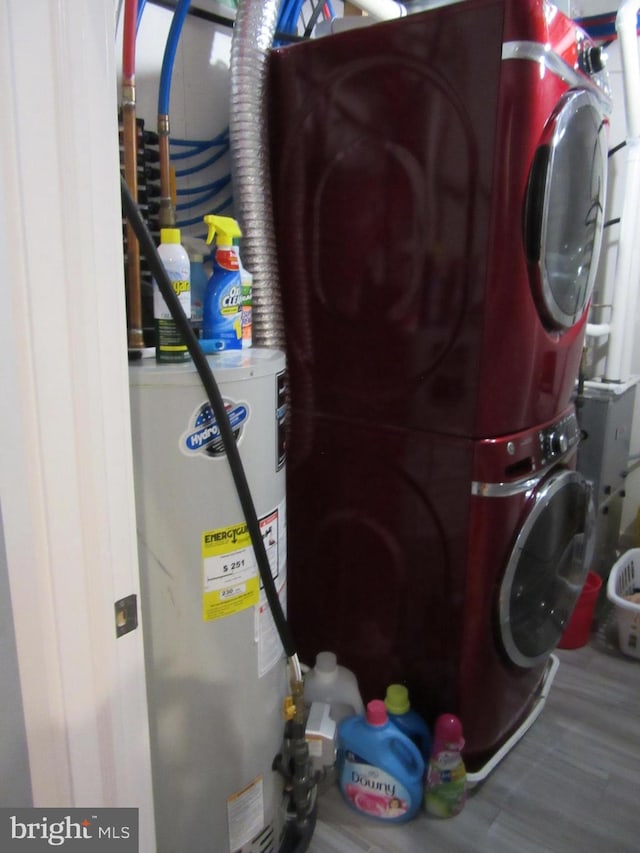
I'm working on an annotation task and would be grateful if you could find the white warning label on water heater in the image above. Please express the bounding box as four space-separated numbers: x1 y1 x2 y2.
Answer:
227 774 265 852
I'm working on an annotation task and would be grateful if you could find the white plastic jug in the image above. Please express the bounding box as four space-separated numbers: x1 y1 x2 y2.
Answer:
304 651 365 722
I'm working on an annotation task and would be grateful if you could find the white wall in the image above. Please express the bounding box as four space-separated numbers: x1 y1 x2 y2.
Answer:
579 6 640 532
0 0 155 845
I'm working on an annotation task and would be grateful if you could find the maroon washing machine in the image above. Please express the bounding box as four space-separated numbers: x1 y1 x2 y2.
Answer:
267 0 605 768
283 406 593 768
268 0 611 439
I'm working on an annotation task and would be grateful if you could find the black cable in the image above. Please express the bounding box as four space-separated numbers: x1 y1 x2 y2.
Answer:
303 1 326 38
604 217 621 228
150 0 235 29
121 174 297 659
609 141 626 158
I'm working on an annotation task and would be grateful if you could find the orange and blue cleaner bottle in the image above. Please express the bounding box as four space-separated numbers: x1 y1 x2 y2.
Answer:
337 699 424 823
201 215 243 352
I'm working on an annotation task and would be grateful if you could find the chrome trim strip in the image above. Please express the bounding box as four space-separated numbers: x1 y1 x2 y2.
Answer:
470 450 576 496
471 476 540 498
502 40 612 113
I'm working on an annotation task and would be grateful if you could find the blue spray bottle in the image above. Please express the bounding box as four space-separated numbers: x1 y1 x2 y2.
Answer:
201 215 243 351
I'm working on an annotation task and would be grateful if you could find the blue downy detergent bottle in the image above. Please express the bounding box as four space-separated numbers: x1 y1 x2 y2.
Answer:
337 700 424 823
201 215 243 351
384 684 432 763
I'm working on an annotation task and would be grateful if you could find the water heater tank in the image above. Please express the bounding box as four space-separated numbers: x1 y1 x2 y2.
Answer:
129 348 288 853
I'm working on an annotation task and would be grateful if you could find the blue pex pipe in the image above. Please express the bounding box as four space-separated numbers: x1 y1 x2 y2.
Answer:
576 12 640 41
158 0 192 116
169 131 230 160
176 178 231 210
174 147 228 178
170 130 229 147
136 0 146 32
176 175 231 197
176 195 232 228
170 141 228 161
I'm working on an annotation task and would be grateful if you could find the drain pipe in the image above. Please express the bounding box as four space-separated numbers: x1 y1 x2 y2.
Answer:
586 322 611 338
229 0 406 350
229 0 285 348
604 1 640 382
344 0 406 18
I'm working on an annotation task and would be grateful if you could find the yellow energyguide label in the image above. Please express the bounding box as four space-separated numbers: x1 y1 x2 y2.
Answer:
202 521 259 621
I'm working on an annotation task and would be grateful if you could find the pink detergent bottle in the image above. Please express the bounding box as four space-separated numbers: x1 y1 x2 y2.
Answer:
424 714 467 818
337 699 424 823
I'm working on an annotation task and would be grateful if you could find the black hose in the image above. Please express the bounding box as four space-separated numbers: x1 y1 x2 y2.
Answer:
303 1 326 37
609 141 626 158
279 796 318 853
121 174 297 659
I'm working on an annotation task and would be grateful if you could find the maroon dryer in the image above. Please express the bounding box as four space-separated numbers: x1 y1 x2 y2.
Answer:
268 0 611 439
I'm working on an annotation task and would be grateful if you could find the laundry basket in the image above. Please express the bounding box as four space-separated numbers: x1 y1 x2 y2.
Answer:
607 549 640 659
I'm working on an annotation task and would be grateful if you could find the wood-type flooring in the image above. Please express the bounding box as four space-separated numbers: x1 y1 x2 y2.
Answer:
306 604 640 853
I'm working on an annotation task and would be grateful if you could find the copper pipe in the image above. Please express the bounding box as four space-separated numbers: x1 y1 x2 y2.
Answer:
122 85 144 349
157 113 175 228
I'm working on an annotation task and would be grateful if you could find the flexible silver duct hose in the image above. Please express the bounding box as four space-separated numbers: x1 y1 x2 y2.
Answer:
230 0 285 349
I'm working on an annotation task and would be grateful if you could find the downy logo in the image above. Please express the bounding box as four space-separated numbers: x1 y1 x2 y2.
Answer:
1 809 138 850
181 398 249 458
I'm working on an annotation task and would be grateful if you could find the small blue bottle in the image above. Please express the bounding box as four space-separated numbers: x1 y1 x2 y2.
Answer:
189 253 208 328
384 683 432 763
337 699 424 823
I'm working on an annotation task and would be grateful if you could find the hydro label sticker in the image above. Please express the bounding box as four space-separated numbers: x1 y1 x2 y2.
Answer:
181 398 249 457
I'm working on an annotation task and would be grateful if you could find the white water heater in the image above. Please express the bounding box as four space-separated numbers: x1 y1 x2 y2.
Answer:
129 348 288 853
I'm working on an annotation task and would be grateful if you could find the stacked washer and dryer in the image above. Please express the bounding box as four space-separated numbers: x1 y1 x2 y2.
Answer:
268 0 610 770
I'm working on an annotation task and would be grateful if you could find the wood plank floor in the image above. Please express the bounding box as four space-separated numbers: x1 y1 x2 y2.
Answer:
306 604 640 852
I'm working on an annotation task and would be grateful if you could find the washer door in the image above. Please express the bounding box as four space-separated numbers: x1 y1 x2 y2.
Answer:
523 89 608 330
499 468 595 668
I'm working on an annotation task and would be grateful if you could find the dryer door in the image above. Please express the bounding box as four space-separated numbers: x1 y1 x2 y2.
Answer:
523 89 608 330
499 468 595 668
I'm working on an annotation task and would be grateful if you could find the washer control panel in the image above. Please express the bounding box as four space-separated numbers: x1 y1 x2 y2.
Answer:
539 410 580 466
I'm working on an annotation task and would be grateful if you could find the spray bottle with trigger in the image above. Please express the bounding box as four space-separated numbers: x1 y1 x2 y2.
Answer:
201 215 243 352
